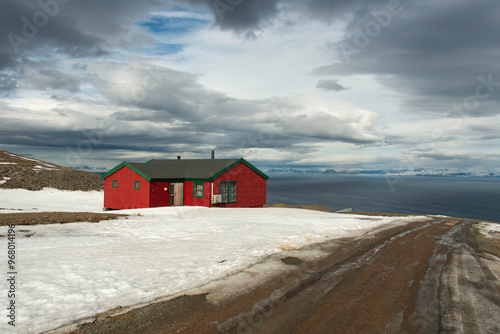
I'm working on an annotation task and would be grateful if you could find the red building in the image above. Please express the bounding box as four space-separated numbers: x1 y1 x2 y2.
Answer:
102 158 269 210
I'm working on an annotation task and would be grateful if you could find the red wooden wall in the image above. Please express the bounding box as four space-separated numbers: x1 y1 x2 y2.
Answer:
211 162 267 208
183 181 211 207
103 166 150 210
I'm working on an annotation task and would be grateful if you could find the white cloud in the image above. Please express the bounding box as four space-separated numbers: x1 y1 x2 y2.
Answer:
159 19 344 99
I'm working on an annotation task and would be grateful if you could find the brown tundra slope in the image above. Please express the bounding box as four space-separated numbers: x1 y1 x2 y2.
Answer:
0 150 103 191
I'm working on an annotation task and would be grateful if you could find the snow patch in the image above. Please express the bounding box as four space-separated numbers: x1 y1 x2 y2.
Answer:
478 222 500 240
0 188 103 213
33 164 59 171
3 153 57 168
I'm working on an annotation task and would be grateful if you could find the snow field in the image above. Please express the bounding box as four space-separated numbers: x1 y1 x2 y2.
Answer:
0 189 428 333
0 188 103 213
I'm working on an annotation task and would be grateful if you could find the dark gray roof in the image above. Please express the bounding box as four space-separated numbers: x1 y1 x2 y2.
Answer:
128 159 239 180
102 158 269 181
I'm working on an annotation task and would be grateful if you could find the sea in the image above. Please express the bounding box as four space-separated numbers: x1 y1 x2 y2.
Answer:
266 174 500 223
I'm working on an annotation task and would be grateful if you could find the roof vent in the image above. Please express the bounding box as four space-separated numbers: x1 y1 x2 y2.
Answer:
177 156 181 160
211 149 215 160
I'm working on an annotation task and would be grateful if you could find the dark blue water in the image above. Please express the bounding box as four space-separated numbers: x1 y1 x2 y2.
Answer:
266 174 500 222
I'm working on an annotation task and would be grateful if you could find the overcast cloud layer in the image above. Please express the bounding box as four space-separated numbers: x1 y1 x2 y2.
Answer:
1 0 499 172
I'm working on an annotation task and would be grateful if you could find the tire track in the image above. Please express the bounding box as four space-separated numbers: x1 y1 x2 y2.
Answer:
219 219 452 333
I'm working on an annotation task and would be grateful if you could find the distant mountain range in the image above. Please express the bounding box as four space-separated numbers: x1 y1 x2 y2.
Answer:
266 168 500 178
71 165 109 173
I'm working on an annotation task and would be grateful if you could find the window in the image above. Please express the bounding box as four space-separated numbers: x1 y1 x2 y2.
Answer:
112 180 118 188
193 182 204 198
134 181 140 190
220 181 237 203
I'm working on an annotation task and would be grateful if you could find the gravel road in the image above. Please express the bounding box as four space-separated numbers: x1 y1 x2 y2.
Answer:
72 218 500 334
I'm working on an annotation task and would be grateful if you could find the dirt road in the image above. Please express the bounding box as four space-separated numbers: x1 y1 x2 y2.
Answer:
73 218 500 334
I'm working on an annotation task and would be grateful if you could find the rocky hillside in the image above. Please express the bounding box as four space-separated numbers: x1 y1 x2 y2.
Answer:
0 150 103 191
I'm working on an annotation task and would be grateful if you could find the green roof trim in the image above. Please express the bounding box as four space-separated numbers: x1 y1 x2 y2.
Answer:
101 161 152 181
207 160 240 181
239 158 270 180
207 158 269 181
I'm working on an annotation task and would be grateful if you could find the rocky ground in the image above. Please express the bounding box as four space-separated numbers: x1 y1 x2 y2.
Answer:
0 150 103 191
0 212 125 227
265 203 334 213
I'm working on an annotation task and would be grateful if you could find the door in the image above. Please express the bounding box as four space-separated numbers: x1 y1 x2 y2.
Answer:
170 183 184 206
151 183 170 208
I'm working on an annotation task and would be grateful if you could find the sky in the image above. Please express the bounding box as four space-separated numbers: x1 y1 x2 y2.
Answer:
0 0 499 172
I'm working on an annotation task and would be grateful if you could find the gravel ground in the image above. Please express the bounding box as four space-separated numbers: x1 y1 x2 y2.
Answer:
0 212 125 227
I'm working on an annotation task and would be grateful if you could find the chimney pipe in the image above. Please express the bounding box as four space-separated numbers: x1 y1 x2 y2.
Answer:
177 156 181 160
211 149 215 160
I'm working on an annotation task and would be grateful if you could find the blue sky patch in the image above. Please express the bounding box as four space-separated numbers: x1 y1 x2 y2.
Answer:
139 15 210 35
153 43 184 55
